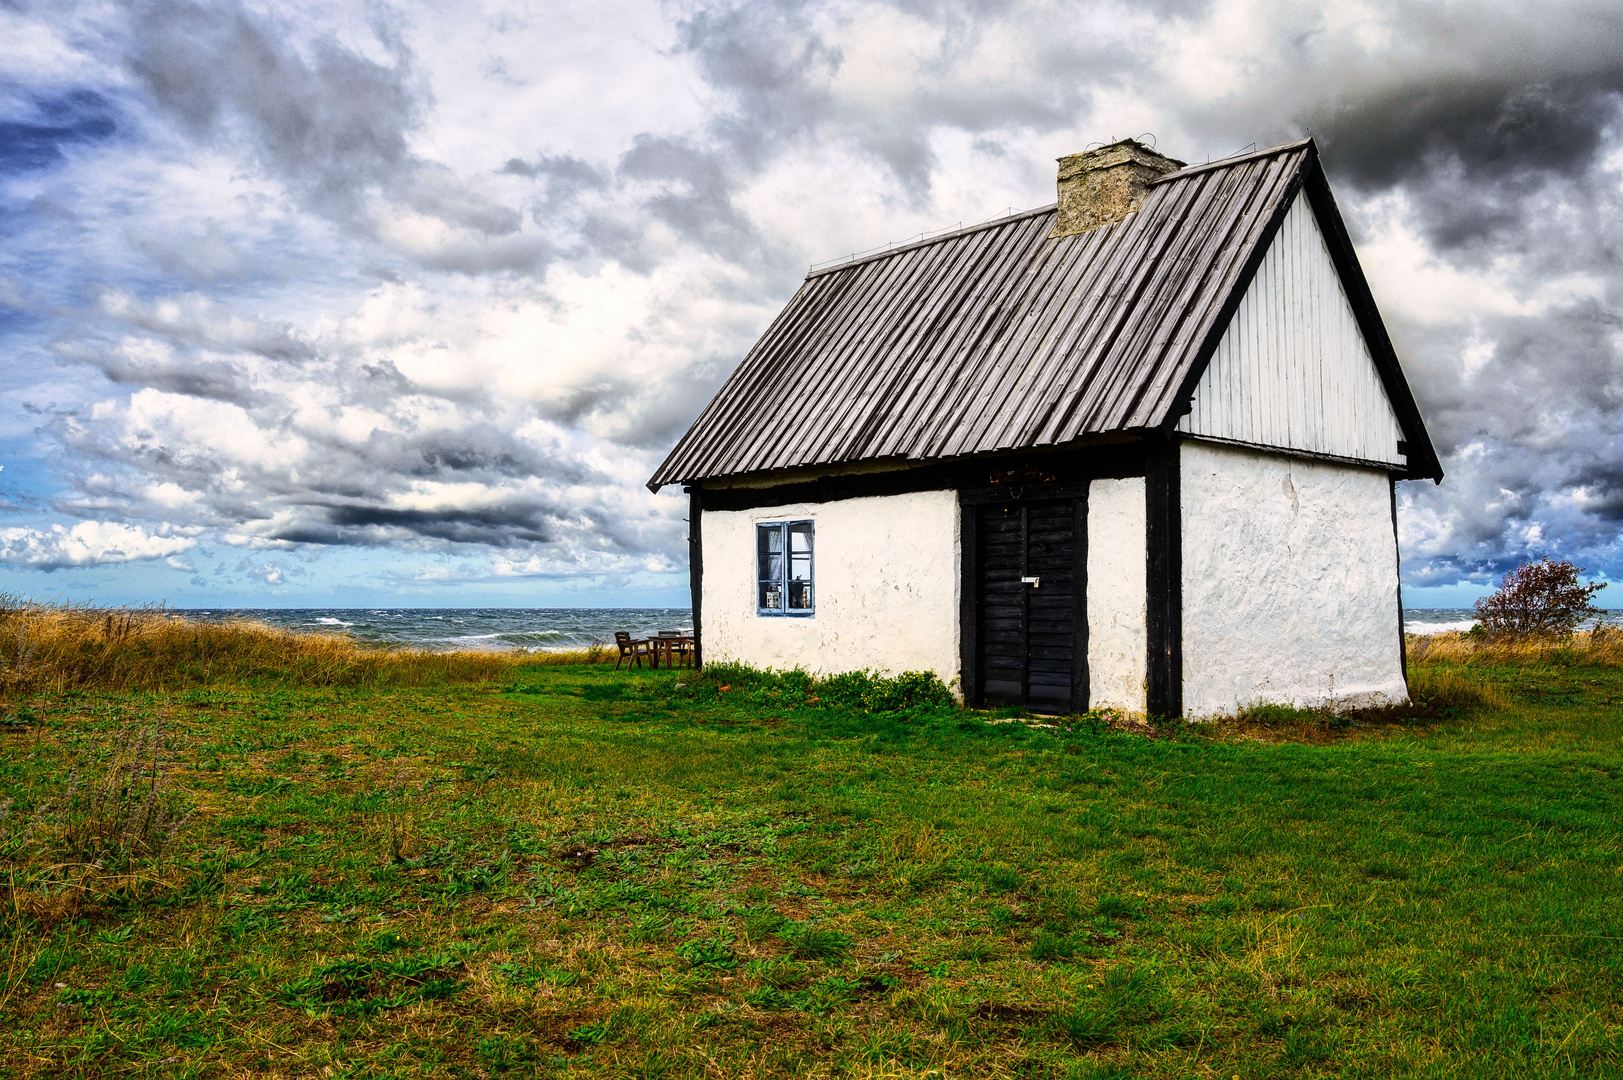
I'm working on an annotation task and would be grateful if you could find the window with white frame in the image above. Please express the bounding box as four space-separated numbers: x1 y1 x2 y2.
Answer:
756 520 813 616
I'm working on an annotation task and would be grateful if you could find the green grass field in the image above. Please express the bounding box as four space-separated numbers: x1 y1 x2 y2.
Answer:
1 656 1620 1078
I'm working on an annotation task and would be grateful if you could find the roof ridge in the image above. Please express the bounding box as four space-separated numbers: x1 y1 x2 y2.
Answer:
802 138 1313 282
804 203 1056 280
1148 137 1314 187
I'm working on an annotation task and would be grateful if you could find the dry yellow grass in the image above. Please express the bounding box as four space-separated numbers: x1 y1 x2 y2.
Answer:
1406 662 1509 709
0 599 607 695
1407 626 1623 666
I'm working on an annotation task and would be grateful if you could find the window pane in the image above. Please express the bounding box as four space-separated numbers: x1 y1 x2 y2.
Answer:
757 524 783 584
788 522 813 582
759 582 783 610
787 521 813 610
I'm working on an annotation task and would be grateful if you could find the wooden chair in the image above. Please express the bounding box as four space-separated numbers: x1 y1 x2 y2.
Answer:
614 631 651 670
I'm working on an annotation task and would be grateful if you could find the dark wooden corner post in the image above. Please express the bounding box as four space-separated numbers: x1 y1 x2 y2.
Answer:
687 486 703 671
1145 436 1183 719
1390 476 1408 695
958 493 979 707
1073 493 1090 716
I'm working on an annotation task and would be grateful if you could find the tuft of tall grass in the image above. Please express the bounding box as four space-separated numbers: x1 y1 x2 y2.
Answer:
1220 663 1505 740
1407 664 1508 712
0 598 597 695
2 717 192 874
0 716 201 927
1408 627 1623 667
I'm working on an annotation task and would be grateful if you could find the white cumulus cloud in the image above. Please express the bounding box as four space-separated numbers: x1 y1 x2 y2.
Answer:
0 522 199 570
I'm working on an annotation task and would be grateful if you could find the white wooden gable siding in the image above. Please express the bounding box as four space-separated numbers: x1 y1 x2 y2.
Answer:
1177 191 1407 468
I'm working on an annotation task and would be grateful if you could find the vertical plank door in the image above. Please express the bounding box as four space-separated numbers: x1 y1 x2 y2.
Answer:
975 497 1084 713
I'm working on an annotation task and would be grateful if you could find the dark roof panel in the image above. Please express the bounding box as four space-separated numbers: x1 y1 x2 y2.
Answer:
649 139 1439 489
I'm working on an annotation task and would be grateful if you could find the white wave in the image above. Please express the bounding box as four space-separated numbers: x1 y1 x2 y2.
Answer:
1408 613 1486 633
1408 614 1621 635
315 617 354 626
1406 618 1477 635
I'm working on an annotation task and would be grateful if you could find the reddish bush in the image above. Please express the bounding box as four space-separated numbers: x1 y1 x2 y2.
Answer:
1473 558 1607 635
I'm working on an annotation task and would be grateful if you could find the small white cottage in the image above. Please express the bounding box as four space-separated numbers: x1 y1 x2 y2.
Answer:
648 138 1442 718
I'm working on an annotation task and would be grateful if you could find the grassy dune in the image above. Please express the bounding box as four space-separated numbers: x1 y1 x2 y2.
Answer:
0 600 607 695
1409 626 1623 667
0 619 1620 1078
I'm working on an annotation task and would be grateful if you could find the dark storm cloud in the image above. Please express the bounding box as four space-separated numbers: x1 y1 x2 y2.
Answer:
503 153 609 193
47 384 623 552
1321 78 1623 191
1301 5 1623 192
1257 5 1623 328
1314 74 1623 251
1569 460 1623 524
127 0 416 212
618 135 760 258
674 0 841 168
91 352 257 405
411 444 525 476
358 424 602 485
124 0 547 275
312 503 555 546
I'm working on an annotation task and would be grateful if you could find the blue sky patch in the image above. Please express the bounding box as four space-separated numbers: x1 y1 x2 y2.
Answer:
0 89 118 175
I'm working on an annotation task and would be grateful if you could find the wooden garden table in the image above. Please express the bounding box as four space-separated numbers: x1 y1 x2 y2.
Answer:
649 633 695 669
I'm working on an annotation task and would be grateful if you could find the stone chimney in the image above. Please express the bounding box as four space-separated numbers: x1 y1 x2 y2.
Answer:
1050 139 1185 238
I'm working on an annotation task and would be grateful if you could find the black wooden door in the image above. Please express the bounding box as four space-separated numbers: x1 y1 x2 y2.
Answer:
975 498 1084 713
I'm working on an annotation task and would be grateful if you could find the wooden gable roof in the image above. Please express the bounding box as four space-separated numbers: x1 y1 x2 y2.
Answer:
649 139 1441 490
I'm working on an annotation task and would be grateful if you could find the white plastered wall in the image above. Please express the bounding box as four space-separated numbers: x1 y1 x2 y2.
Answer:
1180 440 1407 717
701 490 961 681
1086 477 1146 714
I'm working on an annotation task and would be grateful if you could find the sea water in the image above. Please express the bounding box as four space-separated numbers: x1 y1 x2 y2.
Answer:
1404 608 1479 634
1404 608 1618 634
170 606 1526 651
176 607 693 652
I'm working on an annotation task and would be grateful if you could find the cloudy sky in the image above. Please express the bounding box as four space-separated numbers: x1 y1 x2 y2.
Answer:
1 0 1620 609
